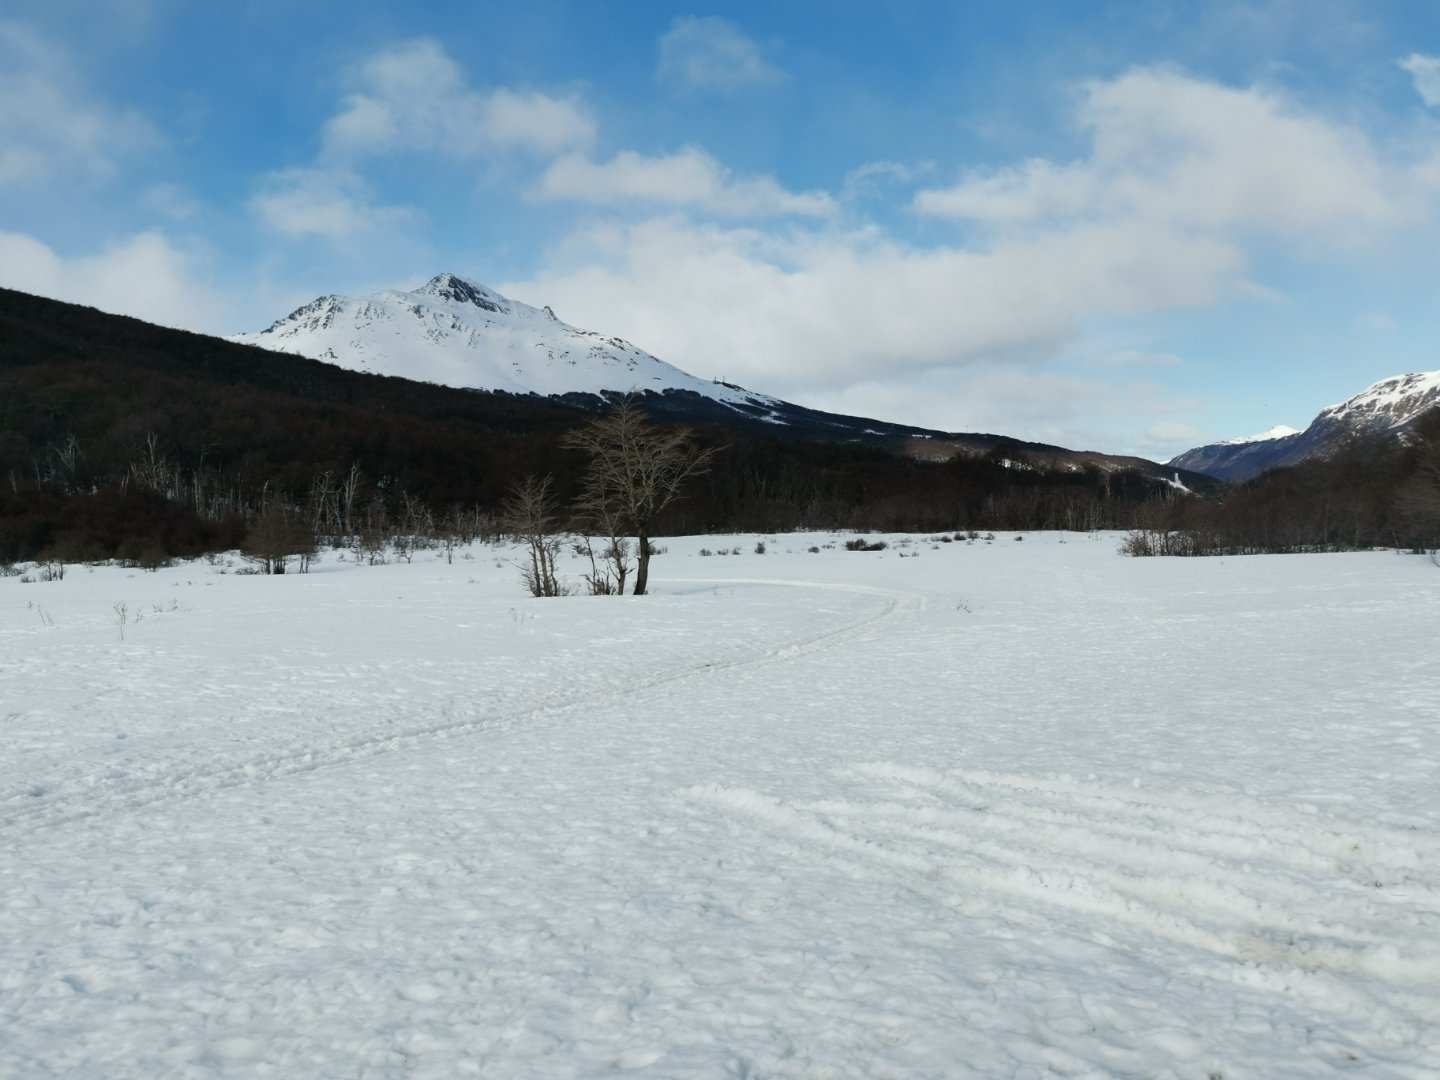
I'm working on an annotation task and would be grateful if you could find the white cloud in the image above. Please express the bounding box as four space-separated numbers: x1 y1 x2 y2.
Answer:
323 38 594 159
840 160 934 201
0 20 158 186
1399 53 1440 108
503 215 1240 396
536 147 835 218
657 16 782 91
250 168 421 239
0 230 222 330
794 366 1203 457
914 67 1414 239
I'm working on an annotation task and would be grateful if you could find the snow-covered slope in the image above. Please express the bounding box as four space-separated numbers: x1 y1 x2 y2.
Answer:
231 273 781 412
1217 424 1301 446
1171 371 1440 482
1314 370 1440 435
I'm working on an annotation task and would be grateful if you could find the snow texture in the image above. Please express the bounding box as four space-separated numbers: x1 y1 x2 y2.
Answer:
3 535 1438 1077
230 273 782 412
1317 371 1440 435
1217 424 1302 446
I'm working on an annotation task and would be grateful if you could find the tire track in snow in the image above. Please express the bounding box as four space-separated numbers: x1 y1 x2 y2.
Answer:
684 769 1440 1056
849 763 1440 901
0 579 920 836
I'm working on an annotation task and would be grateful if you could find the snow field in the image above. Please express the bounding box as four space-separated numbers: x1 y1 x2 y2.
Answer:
2 533 1438 1077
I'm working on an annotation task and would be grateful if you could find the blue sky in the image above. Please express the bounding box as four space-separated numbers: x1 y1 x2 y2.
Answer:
3 0 1440 457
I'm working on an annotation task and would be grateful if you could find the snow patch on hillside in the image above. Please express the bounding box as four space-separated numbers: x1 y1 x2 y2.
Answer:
1319 370 1440 432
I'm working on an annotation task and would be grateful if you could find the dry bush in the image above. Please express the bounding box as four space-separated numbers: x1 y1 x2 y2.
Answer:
502 475 566 597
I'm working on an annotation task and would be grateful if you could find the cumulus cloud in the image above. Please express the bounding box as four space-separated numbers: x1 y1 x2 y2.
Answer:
512 69 1431 427
0 230 222 330
0 20 158 186
840 160 934 201
536 147 835 218
250 168 421 239
914 67 1415 239
503 214 1240 397
791 366 1203 456
323 38 594 159
657 16 782 90
1399 53 1440 107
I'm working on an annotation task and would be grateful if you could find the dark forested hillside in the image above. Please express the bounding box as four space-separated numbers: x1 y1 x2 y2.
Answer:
1125 408 1440 556
0 287 1215 562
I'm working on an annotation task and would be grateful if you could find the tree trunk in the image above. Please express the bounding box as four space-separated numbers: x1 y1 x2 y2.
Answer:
633 527 651 595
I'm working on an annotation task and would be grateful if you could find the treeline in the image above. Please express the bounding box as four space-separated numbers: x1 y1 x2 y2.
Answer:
1 286 1201 565
1123 408 1440 556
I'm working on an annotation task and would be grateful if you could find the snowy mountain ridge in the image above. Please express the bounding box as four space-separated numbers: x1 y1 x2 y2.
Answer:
232 273 782 414
1170 369 1440 482
1315 370 1440 433
1217 424 1301 446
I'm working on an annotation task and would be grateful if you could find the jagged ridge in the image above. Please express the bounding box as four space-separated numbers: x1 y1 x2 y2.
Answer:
1171 371 1440 482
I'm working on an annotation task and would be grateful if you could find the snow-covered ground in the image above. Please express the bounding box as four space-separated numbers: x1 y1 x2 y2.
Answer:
3 534 1438 1078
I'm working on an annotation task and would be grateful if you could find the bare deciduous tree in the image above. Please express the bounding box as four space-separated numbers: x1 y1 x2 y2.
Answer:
576 501 633 595
564 398 721 595
242 503 316 574
502 474 566 597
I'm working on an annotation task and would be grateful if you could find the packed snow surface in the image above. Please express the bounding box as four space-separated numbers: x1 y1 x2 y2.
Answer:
3 535 1439 1077
229 273 780 411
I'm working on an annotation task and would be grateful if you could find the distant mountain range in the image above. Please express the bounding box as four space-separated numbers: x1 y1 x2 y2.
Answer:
1171 372 1440 482
234 273 1213 487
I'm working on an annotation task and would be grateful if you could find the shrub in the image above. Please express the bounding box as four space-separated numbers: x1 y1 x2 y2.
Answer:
1119 529 1201 557
754 541 767 555
844 538 888 552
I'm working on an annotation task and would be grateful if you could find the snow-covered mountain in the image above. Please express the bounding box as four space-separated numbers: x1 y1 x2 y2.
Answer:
232 273 783 415
1216 424 1302 447
1170 371 1440 482
232 272 1219 487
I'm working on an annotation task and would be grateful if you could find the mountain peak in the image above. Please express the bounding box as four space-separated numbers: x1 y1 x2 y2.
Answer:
1218 424 1301 446
415 273 508 313
1171 368 1440 481
1322 370 1440 422
228 276 780 410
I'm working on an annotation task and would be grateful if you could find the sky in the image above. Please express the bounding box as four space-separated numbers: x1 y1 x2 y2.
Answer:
3 0 1440 459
